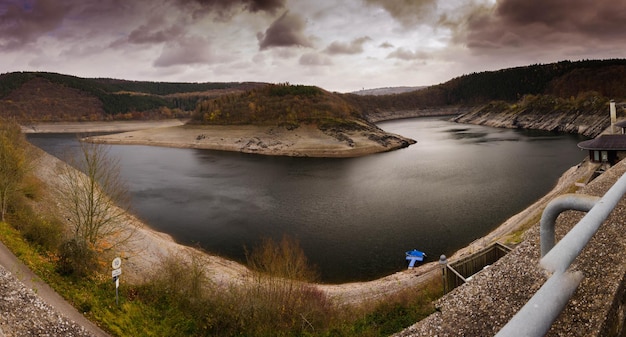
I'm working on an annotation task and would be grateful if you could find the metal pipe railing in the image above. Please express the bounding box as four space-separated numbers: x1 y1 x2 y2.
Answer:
496 171 626 336
541 172 626 273
540 194 599 257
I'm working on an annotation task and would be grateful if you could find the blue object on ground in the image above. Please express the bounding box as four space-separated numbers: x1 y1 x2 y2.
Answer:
405 249 426 268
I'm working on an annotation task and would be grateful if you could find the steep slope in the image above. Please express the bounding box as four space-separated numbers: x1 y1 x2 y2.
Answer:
347 59 626 123
1 76 105 122
452 93 616 138
0 72 264 121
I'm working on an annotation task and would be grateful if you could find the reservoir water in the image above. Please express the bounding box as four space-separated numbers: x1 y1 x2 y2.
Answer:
27 117 587 283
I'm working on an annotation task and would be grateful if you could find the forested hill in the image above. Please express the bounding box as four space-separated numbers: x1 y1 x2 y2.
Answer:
3 59 626 125
190 83 365 128
0 71 265 121
346 59 626 121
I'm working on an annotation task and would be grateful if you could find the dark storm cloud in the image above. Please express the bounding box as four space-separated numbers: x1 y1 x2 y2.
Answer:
463 0 626 51
364 0 438 26
176 0 285 18
153 35 216 67
258 11 313 50
0 0 286 50
324 36 372 55
0 0 72 48
299 52 332 66
127 21 186 45
387 47 429 61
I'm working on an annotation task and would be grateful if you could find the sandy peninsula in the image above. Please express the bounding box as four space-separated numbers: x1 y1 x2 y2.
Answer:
20 120 186 134
78 121 415 157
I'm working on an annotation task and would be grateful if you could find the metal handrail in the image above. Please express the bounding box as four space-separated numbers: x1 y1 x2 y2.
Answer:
539 194 599 257
496 172 626 336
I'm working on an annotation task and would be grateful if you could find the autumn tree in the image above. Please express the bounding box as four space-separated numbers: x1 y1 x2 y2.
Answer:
242 235 328 333
56 141 134 274
0 119 28 222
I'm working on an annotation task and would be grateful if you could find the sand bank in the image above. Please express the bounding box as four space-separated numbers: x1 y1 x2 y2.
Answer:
81 122 414 158
20 120 186 134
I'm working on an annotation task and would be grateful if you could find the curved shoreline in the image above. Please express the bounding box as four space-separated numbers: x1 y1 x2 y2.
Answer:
24 120 597 305
85 124 414 157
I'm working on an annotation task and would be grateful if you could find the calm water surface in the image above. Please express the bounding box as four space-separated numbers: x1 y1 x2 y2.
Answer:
27 117 587 283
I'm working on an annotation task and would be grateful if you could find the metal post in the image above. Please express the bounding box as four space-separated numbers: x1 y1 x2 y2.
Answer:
439 254 448 294
114 276 119 306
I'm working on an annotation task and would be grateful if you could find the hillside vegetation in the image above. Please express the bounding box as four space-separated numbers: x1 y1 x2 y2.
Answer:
190 83 363 128
2 59 626 130
0 72 264 122
347 59 626 122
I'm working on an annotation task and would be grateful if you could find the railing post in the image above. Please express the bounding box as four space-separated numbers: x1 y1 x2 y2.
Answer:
439 254 448 294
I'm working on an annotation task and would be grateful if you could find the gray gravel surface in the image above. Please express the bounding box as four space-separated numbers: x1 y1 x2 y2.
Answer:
0 266 96 337
0 239 109 337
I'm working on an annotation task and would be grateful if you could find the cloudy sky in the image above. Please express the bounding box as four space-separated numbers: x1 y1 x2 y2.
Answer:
1 0 625 92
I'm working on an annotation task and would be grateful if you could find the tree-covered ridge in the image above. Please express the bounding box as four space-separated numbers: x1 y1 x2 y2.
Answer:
347 59 626 118
0 72 265 119
3 59 626 123
92 77 252 96
191 83 361 127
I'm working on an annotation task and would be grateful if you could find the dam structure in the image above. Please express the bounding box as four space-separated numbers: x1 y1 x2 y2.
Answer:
396 158 626 336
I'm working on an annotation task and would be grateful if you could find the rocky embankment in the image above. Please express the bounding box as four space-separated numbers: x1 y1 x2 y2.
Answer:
365 106 474 123
452 105 609 138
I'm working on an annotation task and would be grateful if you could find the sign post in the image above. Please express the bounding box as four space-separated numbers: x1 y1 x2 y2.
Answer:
112 257 122 305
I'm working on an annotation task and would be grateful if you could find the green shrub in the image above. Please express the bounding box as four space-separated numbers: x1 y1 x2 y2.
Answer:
8 196 62 252
20 175 43 200
57 238 97 276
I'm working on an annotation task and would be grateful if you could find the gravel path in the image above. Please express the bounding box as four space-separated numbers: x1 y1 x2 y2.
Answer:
0 241 109 337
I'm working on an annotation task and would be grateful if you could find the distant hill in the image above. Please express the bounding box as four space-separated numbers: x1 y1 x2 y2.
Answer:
350 86 426 96
190 83 364 129
0 72 265 122
3 59 626 127
345 59 626 121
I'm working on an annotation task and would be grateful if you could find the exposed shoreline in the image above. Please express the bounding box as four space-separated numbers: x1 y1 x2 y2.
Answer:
23 120 416 158
20 120 187 134
23 120 596 306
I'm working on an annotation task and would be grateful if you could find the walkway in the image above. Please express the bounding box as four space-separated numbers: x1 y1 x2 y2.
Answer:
0 239 110 337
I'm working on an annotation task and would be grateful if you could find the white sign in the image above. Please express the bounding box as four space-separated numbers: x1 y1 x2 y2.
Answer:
112 268 122 278
112 257 122 270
